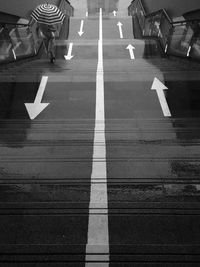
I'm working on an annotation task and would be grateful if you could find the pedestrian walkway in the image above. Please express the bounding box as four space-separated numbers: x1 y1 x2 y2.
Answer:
0 0 200 266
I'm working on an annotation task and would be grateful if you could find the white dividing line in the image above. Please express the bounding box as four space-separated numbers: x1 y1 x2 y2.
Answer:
86 8 109 267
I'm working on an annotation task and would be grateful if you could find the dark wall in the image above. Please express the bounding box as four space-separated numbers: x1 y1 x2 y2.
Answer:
142 0 200 18
0 0 60 18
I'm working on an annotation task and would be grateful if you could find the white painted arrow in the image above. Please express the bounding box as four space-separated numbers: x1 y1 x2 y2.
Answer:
113 10 117 17
64 42 74 60
126 44 136 59
78 20 84 36
25 76 49 120
117 22 123 39
151 77 171 117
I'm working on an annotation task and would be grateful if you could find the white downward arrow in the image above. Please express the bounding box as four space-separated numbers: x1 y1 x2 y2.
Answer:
113 10 117 17
64 42 74 60
126 44 135 59
25 76 49 120
78 20 84 36
151 77 171 117
117 22 123 39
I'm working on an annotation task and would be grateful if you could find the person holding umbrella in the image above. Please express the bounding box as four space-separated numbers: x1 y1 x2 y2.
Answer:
31 3 65 63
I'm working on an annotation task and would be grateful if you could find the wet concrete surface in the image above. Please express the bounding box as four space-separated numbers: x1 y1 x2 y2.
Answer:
101 1 200 265
0 5 99 265
0 82 39 119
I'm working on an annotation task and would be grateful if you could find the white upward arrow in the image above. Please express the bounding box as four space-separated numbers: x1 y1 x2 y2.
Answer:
126 44 136 59
113 10 117 17
64 42 74 60
78 20 84 36
117 22 123 39
25 76 49 120
151 77 171 117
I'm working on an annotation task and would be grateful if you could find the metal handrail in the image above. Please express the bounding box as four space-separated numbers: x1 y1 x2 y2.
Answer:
162 9 172 23
145 9 164 18
129 0 200 61
137 0 146 16
146 9 172 24
130 0 199 26
172 18 200 25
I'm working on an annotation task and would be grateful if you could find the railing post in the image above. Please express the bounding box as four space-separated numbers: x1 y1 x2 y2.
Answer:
186 21 199 58
4 26 16 61
165 25 174 55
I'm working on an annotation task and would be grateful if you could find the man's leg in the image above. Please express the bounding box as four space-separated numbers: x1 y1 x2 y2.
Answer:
48 37 56 62
43 37 49 54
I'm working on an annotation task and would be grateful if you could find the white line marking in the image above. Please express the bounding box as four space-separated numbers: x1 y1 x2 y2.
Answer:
85 8 109 267
151 77 171 117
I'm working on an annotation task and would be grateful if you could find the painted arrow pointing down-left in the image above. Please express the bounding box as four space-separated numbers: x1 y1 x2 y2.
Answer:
25 76 49 120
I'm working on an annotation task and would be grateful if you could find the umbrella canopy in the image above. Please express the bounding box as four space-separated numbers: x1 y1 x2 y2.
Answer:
31 3 65 25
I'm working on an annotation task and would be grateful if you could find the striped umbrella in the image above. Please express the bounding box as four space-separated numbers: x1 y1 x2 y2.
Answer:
31 3 65 25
